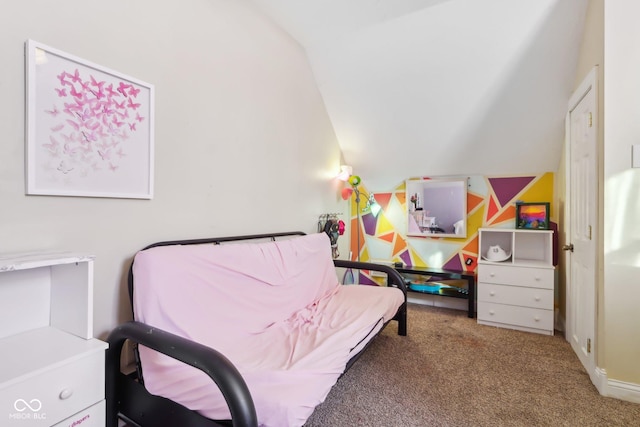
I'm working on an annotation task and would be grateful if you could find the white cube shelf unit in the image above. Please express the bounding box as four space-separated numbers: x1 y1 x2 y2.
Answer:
477 228 555 335
0 253 107 426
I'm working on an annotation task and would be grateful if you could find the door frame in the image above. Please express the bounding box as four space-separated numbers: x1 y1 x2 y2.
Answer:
564 65 599 384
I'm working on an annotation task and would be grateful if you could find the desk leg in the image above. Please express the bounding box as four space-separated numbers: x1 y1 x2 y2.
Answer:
467 276 476 318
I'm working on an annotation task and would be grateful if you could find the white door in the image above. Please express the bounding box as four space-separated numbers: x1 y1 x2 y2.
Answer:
565 67 598 375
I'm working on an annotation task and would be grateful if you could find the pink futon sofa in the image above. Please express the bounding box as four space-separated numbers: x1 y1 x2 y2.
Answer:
106 231 407 427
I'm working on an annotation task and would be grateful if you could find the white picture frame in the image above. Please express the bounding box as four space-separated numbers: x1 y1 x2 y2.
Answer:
25 40 154 199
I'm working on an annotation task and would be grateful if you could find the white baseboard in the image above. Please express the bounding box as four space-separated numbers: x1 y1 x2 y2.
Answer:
593 367 640 404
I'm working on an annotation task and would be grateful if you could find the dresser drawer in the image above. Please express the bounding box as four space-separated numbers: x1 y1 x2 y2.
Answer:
1 351 104 426
53 399 105 427
477 283 554 309
478 264 554 289
477 302 553 332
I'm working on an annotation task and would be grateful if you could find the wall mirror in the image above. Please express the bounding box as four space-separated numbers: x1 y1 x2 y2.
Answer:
406 178 467 238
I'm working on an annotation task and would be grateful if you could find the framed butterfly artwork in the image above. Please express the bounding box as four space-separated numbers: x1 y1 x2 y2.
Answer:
25 39 155 199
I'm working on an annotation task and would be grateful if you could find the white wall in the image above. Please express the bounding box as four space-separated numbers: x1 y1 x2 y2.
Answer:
0 0 345 338
603 1 640 386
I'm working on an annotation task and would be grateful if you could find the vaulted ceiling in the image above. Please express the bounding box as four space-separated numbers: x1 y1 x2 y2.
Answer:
247 0 589 189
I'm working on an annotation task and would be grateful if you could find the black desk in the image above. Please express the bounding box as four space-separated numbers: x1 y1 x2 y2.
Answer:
395 266 476 318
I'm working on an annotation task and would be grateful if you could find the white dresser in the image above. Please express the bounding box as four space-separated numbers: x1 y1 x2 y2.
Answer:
477 228 555 335
0 253 108 426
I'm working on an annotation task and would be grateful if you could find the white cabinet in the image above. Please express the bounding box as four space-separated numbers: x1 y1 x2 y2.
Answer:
0 253 108 426
477 229 555 335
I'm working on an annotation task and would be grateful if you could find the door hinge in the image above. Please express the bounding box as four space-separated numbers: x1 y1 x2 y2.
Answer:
589 112 593 128
587 338 591 353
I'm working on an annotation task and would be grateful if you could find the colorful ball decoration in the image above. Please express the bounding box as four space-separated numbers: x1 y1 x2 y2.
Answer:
341 187 353 200
348 175 361 186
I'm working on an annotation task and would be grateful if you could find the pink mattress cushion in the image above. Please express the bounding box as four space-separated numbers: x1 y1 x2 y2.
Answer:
133 233 404 427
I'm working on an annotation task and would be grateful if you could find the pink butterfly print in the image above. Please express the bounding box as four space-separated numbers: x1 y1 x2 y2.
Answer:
80 80 91 91
79 131 91 144
96 140 110 151
85 120 100 131
73 97 89 112
128 122 136 131
60 133 72 142
43 135 60 153
66 119 80 130
127 97 141 110
50 123 64 132
90 89 105 100
64 101 81 112
70 86 83 99
57 72 71 87
81 143 93 154
105 83 119 98
57 161 74 174
45 106 60 117
98 148 111 160
91 102 104 114
114 99 125 110
106 124 119 135
116 147 126 158
76 109 92 122
55 88 67 97
69 69 82 83
81 130 97 143
63 142 78 156
112 116 124 127
91 162 101 172
101 105 115 116
128 86 140 98
135 112 145 122
90 75 105 89
108 162 119 172
117 82 131 96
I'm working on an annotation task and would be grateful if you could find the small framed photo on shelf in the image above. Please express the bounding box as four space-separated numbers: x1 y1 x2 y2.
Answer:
516 202 550 229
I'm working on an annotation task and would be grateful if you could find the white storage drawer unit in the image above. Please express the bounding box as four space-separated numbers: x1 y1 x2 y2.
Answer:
477 264 554 289
53 400 105 427
477 282 554 309
477 228 555 335
0 253 108 426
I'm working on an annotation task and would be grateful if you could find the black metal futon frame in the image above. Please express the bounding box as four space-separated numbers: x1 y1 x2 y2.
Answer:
105 231 407 427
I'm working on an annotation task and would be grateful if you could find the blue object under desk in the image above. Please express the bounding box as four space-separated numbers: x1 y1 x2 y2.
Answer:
395 266 476 318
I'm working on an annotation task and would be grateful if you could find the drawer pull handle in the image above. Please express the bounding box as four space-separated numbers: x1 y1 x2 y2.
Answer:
59 389 73 400
489 273 495 277
490 291 496 296
534 296 541 301
534 277 541 281
489 310 495 315
534 316 540 322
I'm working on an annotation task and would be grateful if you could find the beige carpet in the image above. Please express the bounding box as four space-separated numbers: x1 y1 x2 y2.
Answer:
304 304 640 427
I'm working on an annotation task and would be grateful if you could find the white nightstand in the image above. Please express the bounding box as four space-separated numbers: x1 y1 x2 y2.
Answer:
477 228 555 335
0 253 108 426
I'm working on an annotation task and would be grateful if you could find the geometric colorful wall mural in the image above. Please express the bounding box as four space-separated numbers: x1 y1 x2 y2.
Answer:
347 173 555 285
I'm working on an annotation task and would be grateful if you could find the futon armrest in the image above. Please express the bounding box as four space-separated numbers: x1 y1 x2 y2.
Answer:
332 260 408 336
106 321 258 427
332 260 407 294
